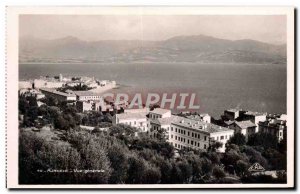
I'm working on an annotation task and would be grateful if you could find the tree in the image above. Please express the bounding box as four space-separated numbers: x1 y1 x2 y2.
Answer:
141 165 161 184
126 154 147 184
92 126 102 134
236 160 250 176
107 145 128 183
208 141 223 152
241 146 268 169
228 133 246 146
212 166 226 180
247 132 278 149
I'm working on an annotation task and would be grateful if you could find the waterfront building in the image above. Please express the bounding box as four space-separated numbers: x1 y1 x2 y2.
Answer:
19 81 33 89
33 79 65 89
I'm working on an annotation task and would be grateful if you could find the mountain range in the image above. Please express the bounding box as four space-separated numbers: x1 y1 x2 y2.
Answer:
19 35 286 64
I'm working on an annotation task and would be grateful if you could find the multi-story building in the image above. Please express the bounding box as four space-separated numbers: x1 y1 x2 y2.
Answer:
112 112 149 132
124 108 149 114
72 91 103 101
170 118 234 153
241 111 267 132
40 88 77 101
76 100 104 112
149 108 171 119
186 113 211 123
223 109 243 121
33 79 65 89
258 118 286 142
149 115 182 139
230 120 257 140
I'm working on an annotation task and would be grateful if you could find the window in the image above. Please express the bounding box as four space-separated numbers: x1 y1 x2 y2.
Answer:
188 132 190 136
204 144 207 149
171 135 173 139
192 133 194 137
175 128 177 133
178 129 181 133
221 136 224 140
198 143 200 147
191 140 194 145
175 143 177 148
171 127 173 131
217 136 219 141
188 139 189 144
204 136 207 141
184 130 186 135
198 134 200 139
175 136 177 140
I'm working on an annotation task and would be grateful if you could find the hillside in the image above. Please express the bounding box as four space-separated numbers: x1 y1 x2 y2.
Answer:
19 35 286 64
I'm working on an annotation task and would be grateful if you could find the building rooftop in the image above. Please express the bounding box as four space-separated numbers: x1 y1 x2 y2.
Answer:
244 111 266 116
235 120 257 129
73 90 102 97
224 120 235 126
225 108 242 113
40 88 76 97
172 117 233 134
116 112 148 120
150 115 182 126
150 108 171 115
186 114 210 121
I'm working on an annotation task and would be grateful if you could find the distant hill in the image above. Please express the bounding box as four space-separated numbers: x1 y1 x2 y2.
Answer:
19 35 286 64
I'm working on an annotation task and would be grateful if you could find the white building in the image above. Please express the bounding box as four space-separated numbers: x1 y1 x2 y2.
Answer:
242 111 267 132
112 112 149 132
76 100 104 112
124 108 150 114
170 118 234 153
149 108 171 119
33 79 65 89
231 120 257 140
186 113 211 123
72 91 103 101
19 81 33 89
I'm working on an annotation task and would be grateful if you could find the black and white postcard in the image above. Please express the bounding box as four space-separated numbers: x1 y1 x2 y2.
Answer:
6 6 295 189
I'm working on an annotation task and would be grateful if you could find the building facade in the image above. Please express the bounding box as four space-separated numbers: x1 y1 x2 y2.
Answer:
169 118 234 152
231 120 257 140
112 112 149 132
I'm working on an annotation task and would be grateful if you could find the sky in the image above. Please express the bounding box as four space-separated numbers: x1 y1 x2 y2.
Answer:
19 15 286 44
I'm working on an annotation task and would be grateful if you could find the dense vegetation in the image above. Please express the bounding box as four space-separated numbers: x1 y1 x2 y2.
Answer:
19 95 287 184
